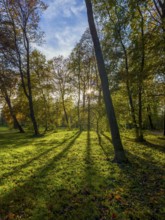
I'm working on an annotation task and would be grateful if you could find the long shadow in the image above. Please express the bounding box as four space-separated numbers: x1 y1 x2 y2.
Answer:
0 131 41 149
85 130 92 189
158 137 165 140
120 150 165 201
101 132 112 143
124 136 165 154
0 131 82 218
1 131 164 219
38 131 82 177
0 131 79 183
97 132 111 160
72 131 99 195
71 130 104 219
98 138 165 219
36 131 102 219
141 140 165 153
44 131 107 220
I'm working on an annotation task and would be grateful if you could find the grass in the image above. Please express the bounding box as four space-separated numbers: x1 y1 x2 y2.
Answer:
0 127 165 220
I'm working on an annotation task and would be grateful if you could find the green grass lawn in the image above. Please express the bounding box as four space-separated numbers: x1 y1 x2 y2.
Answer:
0 128 165 220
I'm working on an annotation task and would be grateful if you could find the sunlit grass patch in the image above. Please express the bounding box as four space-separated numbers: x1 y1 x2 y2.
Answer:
0 129 165 219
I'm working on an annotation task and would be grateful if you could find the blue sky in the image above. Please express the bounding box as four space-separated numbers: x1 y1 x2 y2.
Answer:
36 0 88 60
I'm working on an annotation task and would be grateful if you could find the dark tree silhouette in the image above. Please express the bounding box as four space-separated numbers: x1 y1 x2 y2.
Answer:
85 0 128 163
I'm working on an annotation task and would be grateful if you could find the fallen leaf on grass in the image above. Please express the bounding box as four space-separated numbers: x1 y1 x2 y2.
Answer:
115 194 121 201
5 213 15 220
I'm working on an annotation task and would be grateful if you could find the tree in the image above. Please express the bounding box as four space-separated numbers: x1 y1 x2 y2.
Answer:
97 0 139 138
1 0 47 135
0 60 24 133
51 56 73 129
30 50 54 131
85 0 128 163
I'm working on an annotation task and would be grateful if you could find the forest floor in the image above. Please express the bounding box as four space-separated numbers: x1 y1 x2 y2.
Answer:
0 127 165 220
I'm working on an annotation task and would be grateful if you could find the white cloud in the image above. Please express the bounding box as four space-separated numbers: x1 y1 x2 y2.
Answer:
35 23 87 60
34 0 88 60
43 0 85 19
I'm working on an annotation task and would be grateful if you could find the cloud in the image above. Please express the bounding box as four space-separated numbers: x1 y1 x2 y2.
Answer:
43 0 85 20
35 23 87 59
33 0 88 60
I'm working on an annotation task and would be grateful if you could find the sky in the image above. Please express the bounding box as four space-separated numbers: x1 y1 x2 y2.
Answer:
35 0 88 60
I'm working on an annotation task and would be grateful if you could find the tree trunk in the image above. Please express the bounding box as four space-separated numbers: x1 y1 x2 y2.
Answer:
137 5 145 142
85 0 128 163
28 95 39 135
163 108 165 136
5 0 39 136
147 105 155 130
83 78 86 111
127 83 139 137
62 95 70 129
26 38 39 136
87 94 91 132
105 1 139 138
36 70 49 132
77 56 81 130
4 93 24 133
43 95 48 132
138 86 144 141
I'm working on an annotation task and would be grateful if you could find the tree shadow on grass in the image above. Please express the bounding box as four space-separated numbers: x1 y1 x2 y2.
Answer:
0 131 42 149
0 130 72 149
46 131 108 220
0 131 82 219
123 136 165 154
83 130 93 191
101 132 112 143
31 130 103 220
97 132 111 160
97 134 165 219
37 131 82 177
118 150 165 219
70 131 108 220
141 140 165 153
0 131 79 183
158 137 165 140
1 131 164 220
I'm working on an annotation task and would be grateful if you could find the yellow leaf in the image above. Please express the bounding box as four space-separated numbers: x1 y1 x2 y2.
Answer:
115 194 121 200
7 212 15 220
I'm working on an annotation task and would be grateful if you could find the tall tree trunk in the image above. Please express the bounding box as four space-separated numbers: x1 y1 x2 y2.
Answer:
83 78 86 111
7 7 39 135
120 39 139 138
4 92 24 133
77 76 81 129
26 37 39 136
85 0 128 163
77 52 81 130
163 107 165 136
28 95 39 135
138 86 143 141
36 70 49 132
87 62 91 131
82 77 86 130
62 95 70 129
43 95 48 132
104 1 139 138
147 105 155 130
137 5 145 142
87 94 91 132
